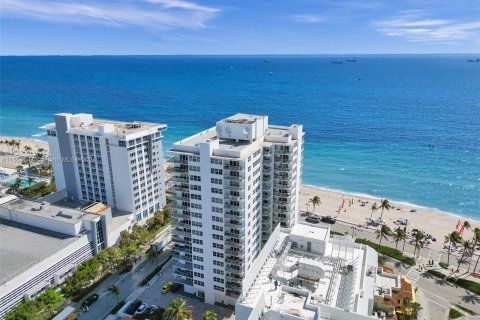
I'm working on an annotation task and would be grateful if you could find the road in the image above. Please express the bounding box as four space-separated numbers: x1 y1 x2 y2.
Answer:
75 228 172 320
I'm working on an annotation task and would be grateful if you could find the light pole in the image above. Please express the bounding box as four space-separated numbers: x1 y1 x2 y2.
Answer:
306 203 310 214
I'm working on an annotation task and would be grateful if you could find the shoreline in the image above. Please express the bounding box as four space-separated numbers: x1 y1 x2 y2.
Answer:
299 185 478 251
302 184 479 223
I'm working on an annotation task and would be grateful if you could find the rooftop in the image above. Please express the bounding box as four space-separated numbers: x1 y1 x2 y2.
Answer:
0 219 76 284
290 223 329 242
2 198 103 224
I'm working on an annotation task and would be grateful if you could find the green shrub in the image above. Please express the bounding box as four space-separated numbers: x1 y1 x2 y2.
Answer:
439 262 449 269
5 288 64 320
449 308 463 319
110 301 126 314
427 270 446 279
448 278 480 295
355 239 416 266
139 255 172 286
330 231 344 236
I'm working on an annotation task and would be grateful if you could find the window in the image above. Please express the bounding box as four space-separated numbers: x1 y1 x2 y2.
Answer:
212 216 223 223
194 272 204 278
211 158 222 165
192 230 203 236
210 168 223 175
213 234 223 240
213 252 224 258
189 165 200 172
214 285 224 292
211 178 222 185
212 225 223 232
190 194 202 200
212 207 223 213
190 175 201 181
193 247 203 253
193 255 204 262
214 277 224 283
213 243 224 249
193 238 203 245
213 268 224 275
211 188 223 194
190 185 201 191
211 197 223 204
194 264 204 270
194 280 204 286
213 260 224 267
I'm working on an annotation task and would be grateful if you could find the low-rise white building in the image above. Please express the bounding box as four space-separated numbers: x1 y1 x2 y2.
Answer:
0 194 126 318
236 223 379 320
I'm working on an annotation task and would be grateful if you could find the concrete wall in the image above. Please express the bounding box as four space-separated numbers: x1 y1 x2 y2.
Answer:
0 207 80 236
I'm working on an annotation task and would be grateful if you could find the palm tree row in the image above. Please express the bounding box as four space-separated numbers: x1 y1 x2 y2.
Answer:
163 298 217 320
444 222 480 273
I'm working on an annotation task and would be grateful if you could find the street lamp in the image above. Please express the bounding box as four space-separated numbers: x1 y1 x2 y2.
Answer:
306 203 310 214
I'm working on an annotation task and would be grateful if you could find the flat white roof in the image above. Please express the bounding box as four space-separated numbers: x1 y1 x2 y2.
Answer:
290 223 329 241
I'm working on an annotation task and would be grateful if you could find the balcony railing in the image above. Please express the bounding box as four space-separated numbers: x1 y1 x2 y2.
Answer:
174 276 193 286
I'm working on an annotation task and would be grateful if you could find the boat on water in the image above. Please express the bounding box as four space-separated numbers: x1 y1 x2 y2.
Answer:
331 61 343 64
467 58 479 62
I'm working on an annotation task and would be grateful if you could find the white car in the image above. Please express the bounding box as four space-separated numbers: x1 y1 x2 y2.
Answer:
134 303 148 315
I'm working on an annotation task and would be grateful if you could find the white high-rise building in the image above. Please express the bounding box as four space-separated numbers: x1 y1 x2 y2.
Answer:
169 114 303 306
44 113 167 222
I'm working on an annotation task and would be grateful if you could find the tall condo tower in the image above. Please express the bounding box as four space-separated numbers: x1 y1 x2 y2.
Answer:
44 113 167 222
169 114 303 305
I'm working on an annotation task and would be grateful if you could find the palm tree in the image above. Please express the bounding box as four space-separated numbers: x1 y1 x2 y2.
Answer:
401 301 422 320
9 177 23 194
15 165 23 175
375 224 392 246
309 196 321 213
457 240 474 272
393 228 406 250
163 298 192 320
472 228 480 272
107 284 120 304
23 145 32 154
203 310 217 320
148 247 159 267
379 199 391 219
369 202 378 223
410 231 425 258
444 231 461 266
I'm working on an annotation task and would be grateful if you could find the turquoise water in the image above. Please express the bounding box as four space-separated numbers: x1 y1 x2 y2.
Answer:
7 178 38 188
0 55 479 218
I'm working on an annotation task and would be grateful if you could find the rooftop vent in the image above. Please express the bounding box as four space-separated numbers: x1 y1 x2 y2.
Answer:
56 211 73 219
126 123 142 129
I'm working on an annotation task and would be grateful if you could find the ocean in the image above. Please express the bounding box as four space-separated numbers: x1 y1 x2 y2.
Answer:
1 55 479 219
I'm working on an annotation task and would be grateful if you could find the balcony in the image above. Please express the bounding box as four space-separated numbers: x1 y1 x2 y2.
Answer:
224 164 242 170
226 256 243 264
225 239 242 247
225 231 244 239
225 248 244 255
223 173 245 181
226 282 242 290
174 276 193 286
225 221 244 229
174 268 193 278
225 184 242 191
225 211 244 221
172 236 191 245
172 253 193 262
172 176 189 184
173 167 188 173
226 290 240 298
224 193 243 201
225 274 243 282
174 228 191 237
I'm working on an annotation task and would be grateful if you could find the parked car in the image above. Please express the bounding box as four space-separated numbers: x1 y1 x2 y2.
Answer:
126 299 142 315
161 281 173 294
134 303 148 315
371 218 385 226
145 305 157 315
305 216 320 224
81 293 99 308
171 283 182 293
321 215 336 224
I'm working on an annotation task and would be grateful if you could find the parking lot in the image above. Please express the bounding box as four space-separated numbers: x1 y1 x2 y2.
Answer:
136 261 235 320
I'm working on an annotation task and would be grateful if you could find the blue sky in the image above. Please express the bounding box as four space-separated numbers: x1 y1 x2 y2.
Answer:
1 0 479 55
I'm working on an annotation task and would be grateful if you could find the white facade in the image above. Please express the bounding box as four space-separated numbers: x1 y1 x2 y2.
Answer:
44 113 167 222
168 114 303 306
0 197 112 318
236 223 379 320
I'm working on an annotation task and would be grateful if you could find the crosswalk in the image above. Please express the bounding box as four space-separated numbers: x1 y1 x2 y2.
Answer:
405 268 422 284
428 250 442 264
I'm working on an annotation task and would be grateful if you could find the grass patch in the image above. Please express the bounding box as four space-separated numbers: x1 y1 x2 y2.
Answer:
439 262 449 269
448 278 480 295
330 231 344 236
427 269 446 279
428 270 480 295
454 304 477 315
355 239 416 266
110 301 126 315
449 308 463 319
139 255 172 287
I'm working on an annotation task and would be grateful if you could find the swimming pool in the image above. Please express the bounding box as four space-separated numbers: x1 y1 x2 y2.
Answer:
6 178 38 188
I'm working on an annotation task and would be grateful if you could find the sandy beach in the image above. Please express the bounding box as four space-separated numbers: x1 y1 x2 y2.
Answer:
299 185 478 251
0 136 49 169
